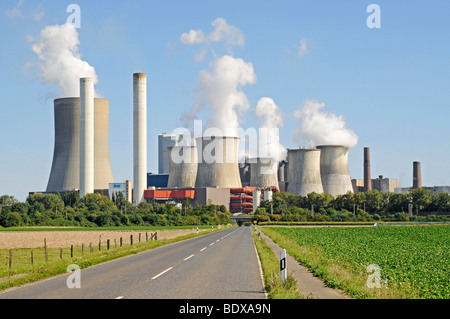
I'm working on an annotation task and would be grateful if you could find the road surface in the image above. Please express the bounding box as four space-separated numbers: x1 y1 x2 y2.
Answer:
0 226 266 299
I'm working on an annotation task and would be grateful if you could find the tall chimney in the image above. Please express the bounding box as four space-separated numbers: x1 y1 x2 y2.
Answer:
80 78 95 197
413 161 422 189
133 73 147 205
363 147 372 192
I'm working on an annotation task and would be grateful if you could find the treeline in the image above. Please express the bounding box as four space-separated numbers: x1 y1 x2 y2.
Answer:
256 189 450 223
0 192 231 228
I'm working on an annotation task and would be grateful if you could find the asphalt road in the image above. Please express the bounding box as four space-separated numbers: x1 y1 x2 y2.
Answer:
0 226 266 299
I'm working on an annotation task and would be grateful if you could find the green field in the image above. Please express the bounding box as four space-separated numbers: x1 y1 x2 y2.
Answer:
263 225 449 299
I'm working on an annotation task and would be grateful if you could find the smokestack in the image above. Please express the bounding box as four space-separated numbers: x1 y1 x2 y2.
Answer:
287 149 324 196
195 136 242 188
363 147 372 192
413 161 422 189
133 73 147 205
316 145 353 197
80 78 95 197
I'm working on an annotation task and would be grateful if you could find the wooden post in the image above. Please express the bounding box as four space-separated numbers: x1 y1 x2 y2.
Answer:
60 248 63 259
31 251 34 265
71 245 74 258
9 250 12 269
90 242 93 253
146 232 148 241
107 239 110 250
155 232 157 240
130 235 133 245
99 235 101 252
82 243 84 257
44 238 48 262
139 233 141 243
120 237 123 247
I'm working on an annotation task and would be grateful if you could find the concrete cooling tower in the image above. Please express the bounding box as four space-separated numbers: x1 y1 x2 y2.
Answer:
249 157 279 188
316 145 353 197
46 98 114 193
167 145 198 188
195 136 242 188
287 149 324 196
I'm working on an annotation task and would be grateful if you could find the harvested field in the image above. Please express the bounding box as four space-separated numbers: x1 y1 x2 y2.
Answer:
0 228 207 249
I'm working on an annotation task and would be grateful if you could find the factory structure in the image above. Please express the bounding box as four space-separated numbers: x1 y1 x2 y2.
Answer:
38 72 448 215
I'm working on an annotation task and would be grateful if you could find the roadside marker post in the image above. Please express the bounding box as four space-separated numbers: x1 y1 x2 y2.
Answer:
280 249 287 283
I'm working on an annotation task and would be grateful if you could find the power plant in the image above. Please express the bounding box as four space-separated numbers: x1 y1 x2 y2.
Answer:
316 145 354 197
249 157 279 188
195 136 242 189
287 148 323 196
167 145 198 188
46 97 114 193
40 70 448 215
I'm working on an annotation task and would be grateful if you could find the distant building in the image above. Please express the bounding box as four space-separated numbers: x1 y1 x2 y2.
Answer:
352 176 399 193
109 180 132 202
394 186 450 194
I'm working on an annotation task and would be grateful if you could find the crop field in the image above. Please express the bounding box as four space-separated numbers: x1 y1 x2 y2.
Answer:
264 225 449 299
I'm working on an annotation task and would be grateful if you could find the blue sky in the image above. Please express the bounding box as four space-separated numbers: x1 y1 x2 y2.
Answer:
1 0 449 201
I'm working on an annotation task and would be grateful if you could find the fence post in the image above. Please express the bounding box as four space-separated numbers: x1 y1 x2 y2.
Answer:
107 239 110 250
130 235 133 246
99 235 102 252
90 242 93 253
82 243 84 257
31 251 33 265
120 237 123 247
155 232 157 240
146 232 148 241
71 245 74 258
60 248 63 259
9 250 12 269
44 238 48 262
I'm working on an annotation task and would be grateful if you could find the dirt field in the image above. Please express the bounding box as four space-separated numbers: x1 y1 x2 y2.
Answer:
0 228 207 249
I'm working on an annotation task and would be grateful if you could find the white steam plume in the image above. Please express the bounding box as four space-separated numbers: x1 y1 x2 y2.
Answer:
30 23 99 97
181 55 257 137
255 97 287 163
180 17 245 47
294 99 358 148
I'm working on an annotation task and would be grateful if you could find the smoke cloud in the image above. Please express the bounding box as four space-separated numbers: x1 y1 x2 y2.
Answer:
255 97 287 163
181 55 257 137
294 99 358 148
30 23 99 97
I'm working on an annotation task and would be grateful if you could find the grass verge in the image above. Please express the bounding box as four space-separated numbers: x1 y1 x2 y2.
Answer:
0 227 223 292
252 226 301 299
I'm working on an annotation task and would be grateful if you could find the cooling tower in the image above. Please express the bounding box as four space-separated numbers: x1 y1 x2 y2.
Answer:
133 73 147 205
195 136 242 188
413 161 422 189
46 98 114 193
167 145 198 188
364 147 372 192
316 145 353 197
249 157 279 188
80 78 94 197
287 149 324 196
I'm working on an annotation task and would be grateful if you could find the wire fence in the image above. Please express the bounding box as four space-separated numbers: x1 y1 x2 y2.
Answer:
0 232 158 271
